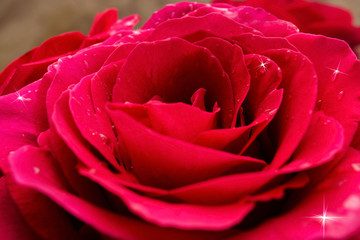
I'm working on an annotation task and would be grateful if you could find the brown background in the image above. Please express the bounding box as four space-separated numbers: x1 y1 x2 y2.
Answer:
0 0 359 71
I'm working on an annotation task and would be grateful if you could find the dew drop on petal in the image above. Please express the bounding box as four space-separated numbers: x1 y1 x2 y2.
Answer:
352 163 360 172
323 119 331 125
337 91 344 101
99 133 110 145
33 166 40 174
344 195 360 210
300 162 311 169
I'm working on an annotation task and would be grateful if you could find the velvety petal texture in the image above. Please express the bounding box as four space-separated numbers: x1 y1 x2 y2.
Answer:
1 1 360 240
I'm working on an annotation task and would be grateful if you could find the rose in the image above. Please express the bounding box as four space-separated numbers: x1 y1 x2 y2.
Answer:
212 0 360 55
1 1 360 239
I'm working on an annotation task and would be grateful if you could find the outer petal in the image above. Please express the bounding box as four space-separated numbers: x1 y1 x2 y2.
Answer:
142 2 204 29
81 167 255 231
287 34 360 146
230 148 360 240
188 5 299 37
145 101 220 141
7 145 229 240
5 160 82 240
46 45 116 117
146 13 262 42
0 177 40 240
0 32 86 95
0 80 48 169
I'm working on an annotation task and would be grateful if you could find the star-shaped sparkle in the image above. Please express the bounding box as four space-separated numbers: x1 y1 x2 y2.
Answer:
308 198 343 239
327 62 348 81
12 90 31 107
256 57 269 72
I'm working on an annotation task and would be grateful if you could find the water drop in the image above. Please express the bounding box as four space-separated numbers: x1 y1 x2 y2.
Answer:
99 133 110 145
352 163 360 172
323 119 331 125
33 166 40 174
337 91 344 100
344 195 360 210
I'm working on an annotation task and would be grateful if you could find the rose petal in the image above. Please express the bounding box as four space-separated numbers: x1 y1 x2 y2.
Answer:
263 49 318 168
53 90 123 174
283 112 344 171
146 101 220 141
6 154 81 240
0 80 48 169
7 146 229 239
231 33 298 54
243 54 282 121
193 89 283 155
146 13 261 43
112 37 235 127
195 37 250 127
69 64 121 170
37 129 110 209
189 5 299 37
287 33 360 146
81 168 255 231
0 177 40 240
107 103 266 189
230 148 360 240
142 2 204 29
0 49 36 94
46 45 116 118
88 9 119 37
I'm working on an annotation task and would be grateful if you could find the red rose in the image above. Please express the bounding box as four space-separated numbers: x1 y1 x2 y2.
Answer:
1 2 360 239
212 0 360 55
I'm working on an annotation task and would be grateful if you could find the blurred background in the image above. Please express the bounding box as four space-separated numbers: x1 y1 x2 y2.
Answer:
0 0 359 70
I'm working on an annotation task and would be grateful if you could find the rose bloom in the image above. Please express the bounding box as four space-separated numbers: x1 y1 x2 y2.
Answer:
1 1 360 240
212 0 360 55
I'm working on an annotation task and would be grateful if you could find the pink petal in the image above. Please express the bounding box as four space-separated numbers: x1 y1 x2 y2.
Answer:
81 168 255 231
46 45 116 118
142 2 204 29
6 155 81 239
6 146 230 239
112 37 235 127
287 33 360 146
107 102 265 189
52 90 122 174
145 101 220 141
0 80 48 169
230 148 360 239
69 64 122 170
283 112 344 171
193 89 283 154
0 49 35 94
194 37 250 127
189 5 299 37
88 9 118 37
0 32 86 95
263 49 318 168
146 13 261 42
230 33 297 54
37 129 110 209
0 177 40 240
